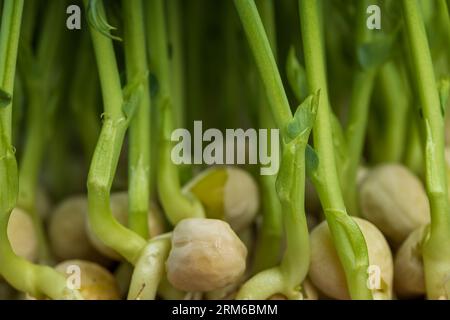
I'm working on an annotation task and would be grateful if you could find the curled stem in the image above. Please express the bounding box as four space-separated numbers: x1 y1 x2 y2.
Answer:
85 0 146 264
0 0 80 299
127 233 171 300
238 94 316 300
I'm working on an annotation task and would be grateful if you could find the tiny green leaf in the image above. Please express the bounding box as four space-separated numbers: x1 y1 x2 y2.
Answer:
122 72 148 120
286 46 308 102
122 90 140 121
87 0 122 41
285 91 319 142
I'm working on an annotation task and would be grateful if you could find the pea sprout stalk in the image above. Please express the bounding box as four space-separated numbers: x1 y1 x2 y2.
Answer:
146 0 205 225
374 61 409 163
17 0 69 262
70 31 101 165
127 233 171 300
123 0 150 239
85 0 146 264
252 0 283 274
124 0 173 299
234 0 372 299
0 0 80 300
168 0 185 129
402 0 450 299
298 0 372 299
343 0 379 216
237 95 317 300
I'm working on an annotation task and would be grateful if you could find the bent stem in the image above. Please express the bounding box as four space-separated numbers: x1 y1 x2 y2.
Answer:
237 94 316 300
85 0 146 264
127 233 171 300
298 0 372 299
235 0 372 299
146 0 205 225
0 0 80 300
17 0 69 263
402 0 450 299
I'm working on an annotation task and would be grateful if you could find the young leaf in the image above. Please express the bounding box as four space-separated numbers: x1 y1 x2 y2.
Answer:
122 71 149 120
87 0 122 41
285 91 319 142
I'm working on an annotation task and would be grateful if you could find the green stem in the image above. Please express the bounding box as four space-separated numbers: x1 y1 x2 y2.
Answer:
168 0 185 128
344 69 376 216
234 0 371 299
402 0 450 299
17 0 68 263
123 0 150 239
146 0 171 99
70 31 101 165
437 0 450 59
252 174 283 272
127 233 171 300
233 0 292 138
85 0 146 264
147 0 205 225
238 97 314 300
403 108 424 175
342 0 379 216
376 61 409 163
236 268 285 299
252 0 283 274
0 0 79 300
185 1 204 129
278 141 310 293
235 0 311 299
298 0 372 299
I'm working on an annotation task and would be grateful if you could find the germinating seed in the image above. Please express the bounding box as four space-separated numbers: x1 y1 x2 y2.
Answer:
166 218 247 292
54 260 120 300
359 164 430 246
309 218 393 300
183 166 260 232
394 226 427 298
48 196 107 264
7 208 38 262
